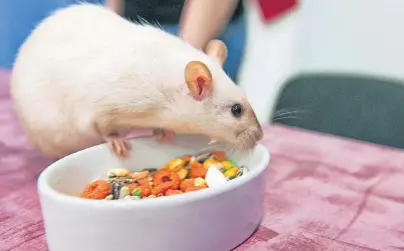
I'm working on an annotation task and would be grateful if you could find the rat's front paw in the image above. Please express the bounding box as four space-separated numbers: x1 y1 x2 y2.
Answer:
105 134 131 158
153 128 175 143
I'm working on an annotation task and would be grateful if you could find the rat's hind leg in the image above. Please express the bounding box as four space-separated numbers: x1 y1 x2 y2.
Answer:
104 133 131 158
95 117 131 158
153 128 175 142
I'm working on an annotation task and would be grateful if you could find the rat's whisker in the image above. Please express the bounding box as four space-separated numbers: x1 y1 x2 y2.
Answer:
228 146 236 157
275 107 310 114
154 20 163 30
197 144 217 154
273 109 309 119
273 108 310 116
273 115 302 121
208 140 218 145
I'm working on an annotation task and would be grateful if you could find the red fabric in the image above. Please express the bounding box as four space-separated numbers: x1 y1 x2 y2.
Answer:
1 69 404 250
256 0 298 23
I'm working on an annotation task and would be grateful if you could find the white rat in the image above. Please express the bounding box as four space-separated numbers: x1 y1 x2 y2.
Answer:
10 3 263 160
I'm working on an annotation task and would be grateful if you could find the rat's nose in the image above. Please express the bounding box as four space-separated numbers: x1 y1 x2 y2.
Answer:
253 117 263 141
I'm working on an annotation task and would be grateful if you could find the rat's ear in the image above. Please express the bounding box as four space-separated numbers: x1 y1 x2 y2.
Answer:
184 61 213 100
205 39 228 67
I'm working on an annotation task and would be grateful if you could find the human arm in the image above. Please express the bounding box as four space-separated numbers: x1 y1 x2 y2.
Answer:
179 0 240 49
104 0 124 15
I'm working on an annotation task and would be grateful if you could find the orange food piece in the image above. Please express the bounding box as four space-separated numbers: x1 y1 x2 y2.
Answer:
180 179 195 192
140 185 152 197
166 189 183 196
190 165 207 178
130 171 149 180
182 155 191 163
159 167 169 172
185 186 206 193
81 180 111 200
190 158 203 169
153 169 180 189
137 178 150 186
211 151 226 161
151 182 172 196
128 183 152 197
127 183 139 194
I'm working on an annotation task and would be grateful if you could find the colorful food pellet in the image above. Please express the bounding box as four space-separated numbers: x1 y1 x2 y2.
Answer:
151 182 172 196
166 158 185 172
211 151 226 161
185 186 205 193
221 161 233 170
230 160 239 167
153 169 180 189
180 179 195 192
203 158 218 169
130 170 149 180
224 167 239 179
177 168 188 180
132 187 141 197
182 155 191 163
80 151 247 200
190 165 207 179
107 168 129 178
194 177 207 187
81 180 111 200
119 187 129 199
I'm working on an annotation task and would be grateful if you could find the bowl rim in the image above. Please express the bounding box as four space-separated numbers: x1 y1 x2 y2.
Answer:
37 135 271 209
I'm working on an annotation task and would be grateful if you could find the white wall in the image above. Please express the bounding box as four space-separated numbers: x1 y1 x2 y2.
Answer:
238 0 299 124
297 0 404 79
239 0 404 124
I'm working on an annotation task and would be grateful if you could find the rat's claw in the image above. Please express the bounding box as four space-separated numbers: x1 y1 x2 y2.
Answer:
105 134 131 158
153 128 175 143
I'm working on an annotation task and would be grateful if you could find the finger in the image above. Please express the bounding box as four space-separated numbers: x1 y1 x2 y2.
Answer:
123 139 131 150
118 140 126 156
166 132 174 142
113 140 122 157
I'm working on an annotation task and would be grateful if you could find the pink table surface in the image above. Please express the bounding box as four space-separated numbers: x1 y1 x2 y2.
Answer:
1 69 404 251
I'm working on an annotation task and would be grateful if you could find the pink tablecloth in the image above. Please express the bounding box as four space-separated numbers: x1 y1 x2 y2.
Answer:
1 69 404 251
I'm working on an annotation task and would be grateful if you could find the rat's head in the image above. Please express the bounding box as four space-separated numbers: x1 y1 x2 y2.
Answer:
176 40 263 150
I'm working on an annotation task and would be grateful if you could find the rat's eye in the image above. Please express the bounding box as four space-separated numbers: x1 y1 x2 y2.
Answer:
231 103 243 117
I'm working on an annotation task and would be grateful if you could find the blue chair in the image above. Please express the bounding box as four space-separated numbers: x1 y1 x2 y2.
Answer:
274 74 404 149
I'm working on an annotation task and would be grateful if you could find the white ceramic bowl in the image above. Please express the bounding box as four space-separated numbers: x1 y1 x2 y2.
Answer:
37 134 270 251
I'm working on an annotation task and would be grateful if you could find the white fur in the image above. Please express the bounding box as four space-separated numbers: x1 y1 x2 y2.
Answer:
10 3 253 159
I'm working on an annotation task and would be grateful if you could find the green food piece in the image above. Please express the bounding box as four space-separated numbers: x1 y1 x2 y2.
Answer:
132 187 141 197
229 160 238 167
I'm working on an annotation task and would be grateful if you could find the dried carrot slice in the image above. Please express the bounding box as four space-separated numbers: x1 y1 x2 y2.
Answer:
153 169 180 189
211 151 226 161
190 165 207 178
81 180 111 200
151 182 172 196
185 186 206 193
180 179 195 192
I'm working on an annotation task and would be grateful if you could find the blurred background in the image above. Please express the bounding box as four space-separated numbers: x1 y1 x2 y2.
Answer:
2 0 404 149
